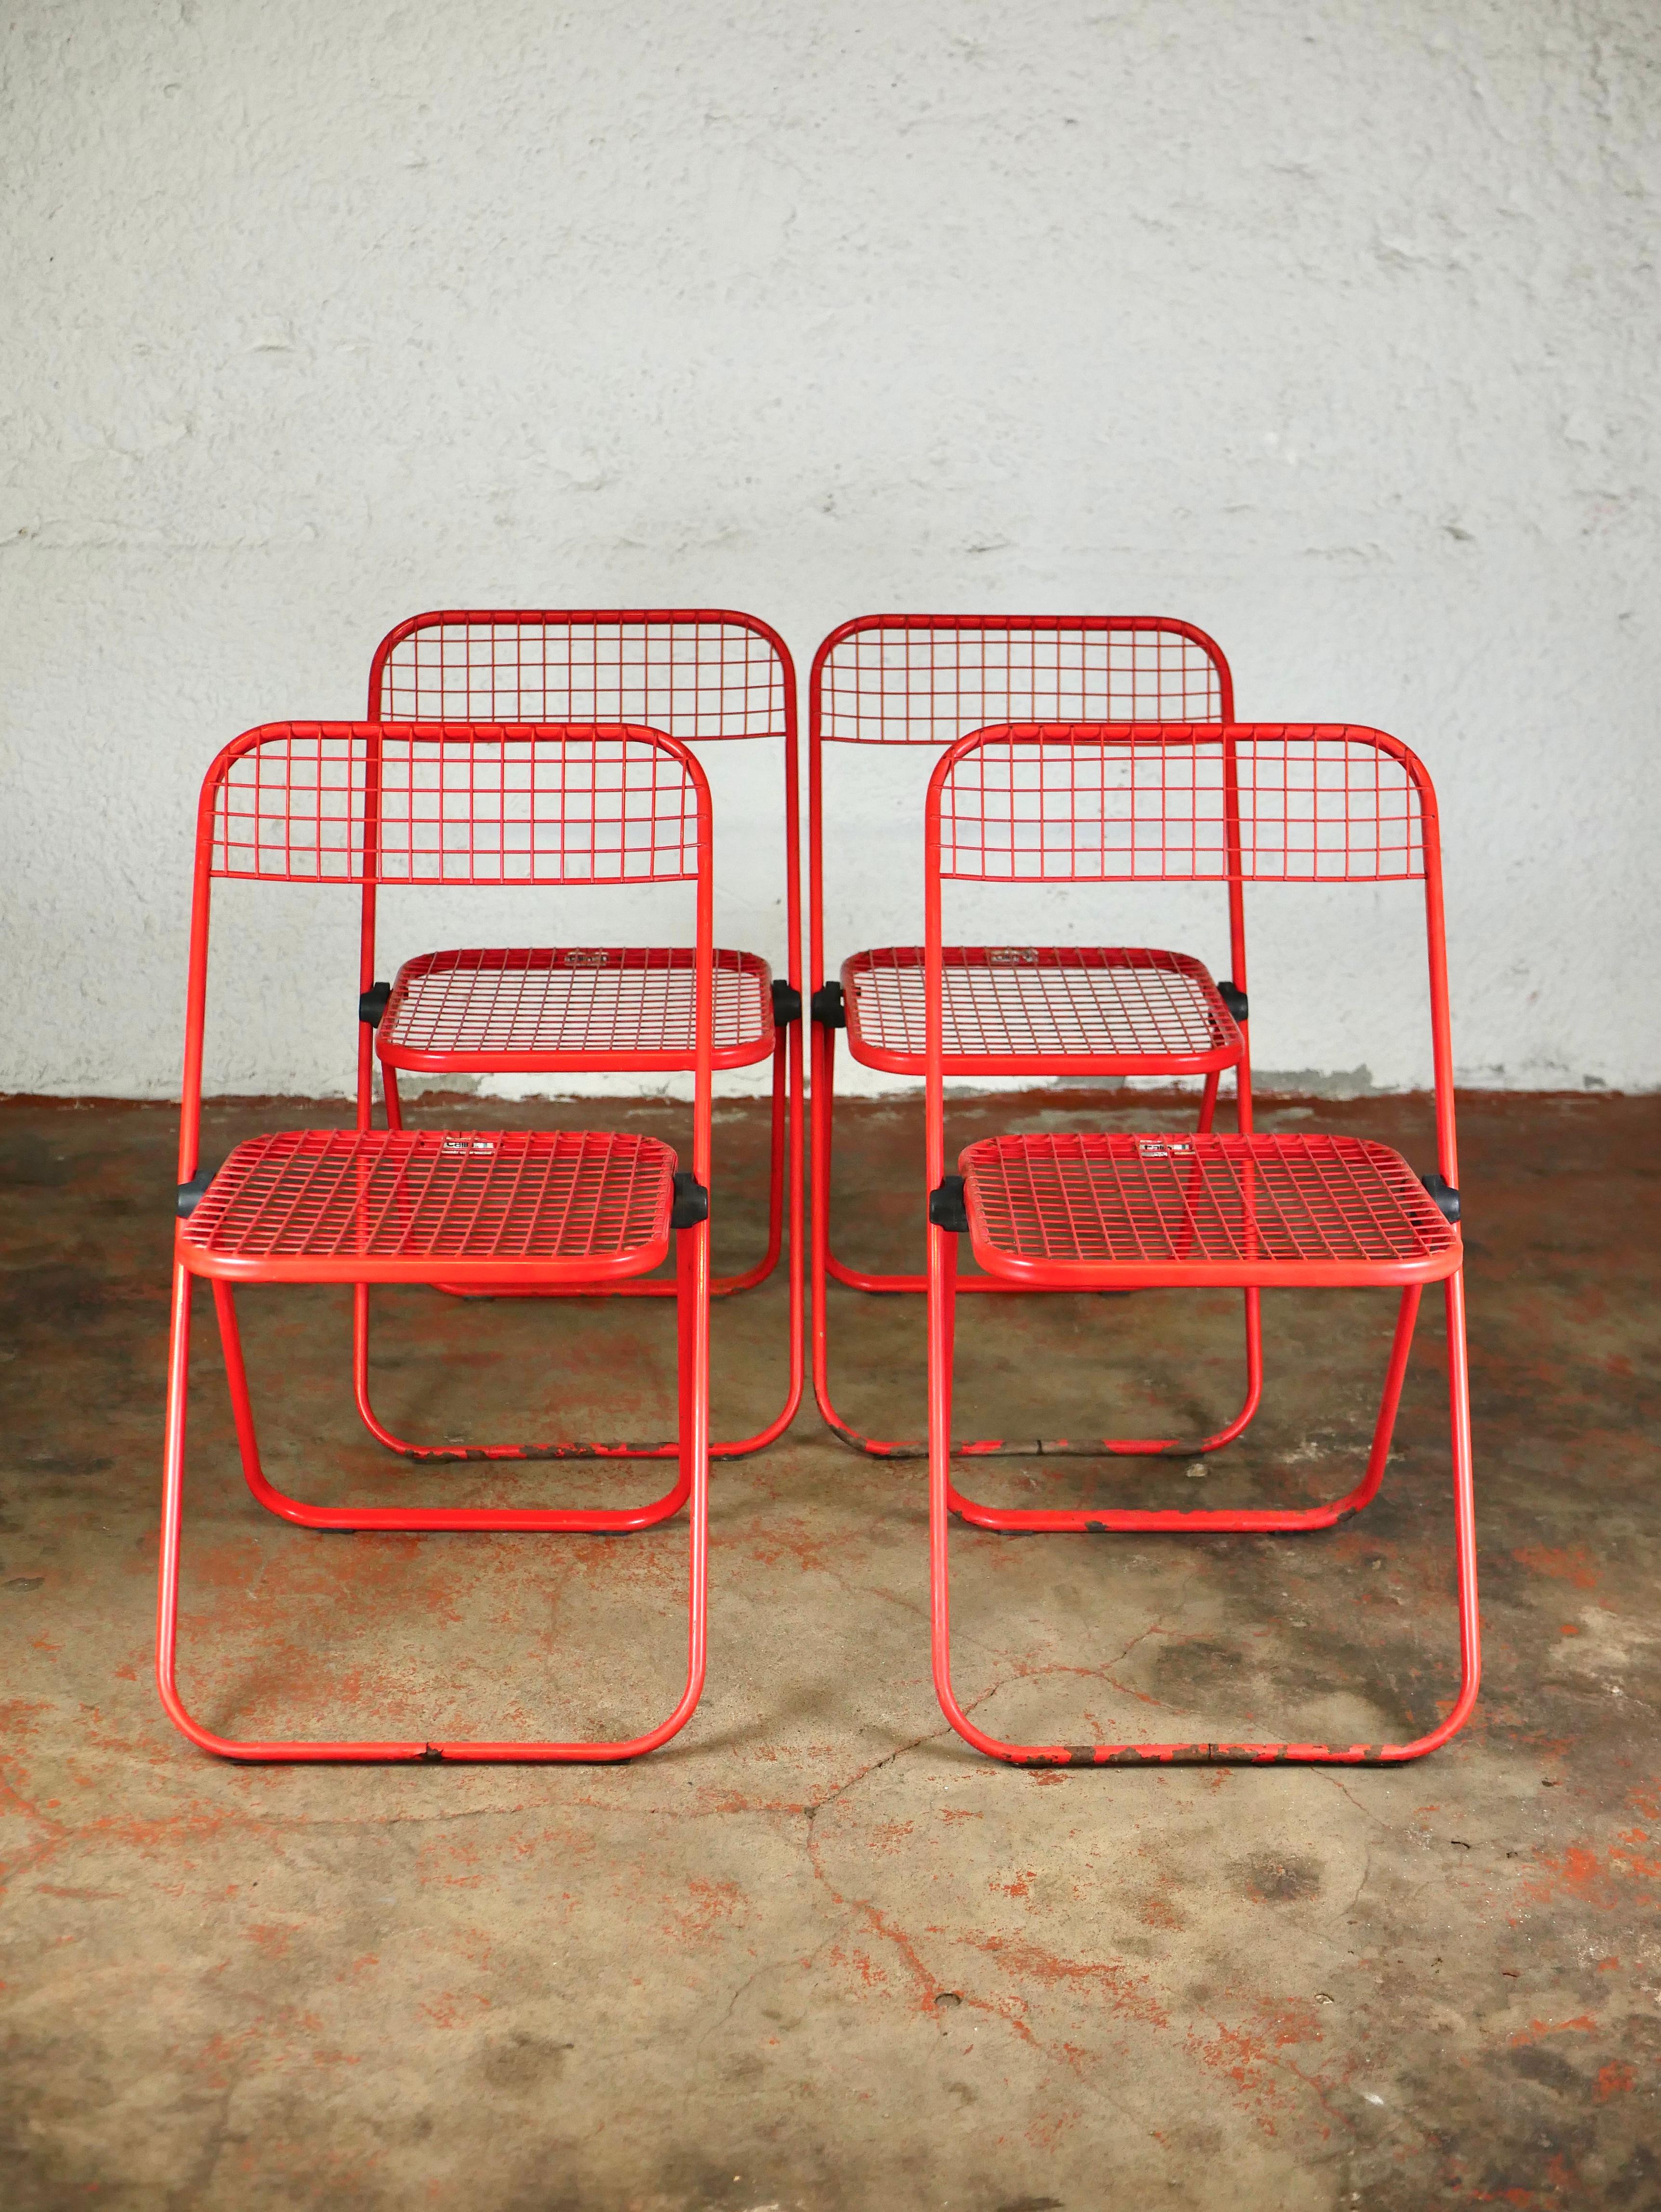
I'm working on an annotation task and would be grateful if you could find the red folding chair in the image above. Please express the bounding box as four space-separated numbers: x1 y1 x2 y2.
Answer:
808 616 1254 1458
354 610 801 1463
922 721 1478 1765
157 720 715 1762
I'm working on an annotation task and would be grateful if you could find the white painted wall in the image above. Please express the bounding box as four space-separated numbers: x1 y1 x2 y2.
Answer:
2 0 1657 1100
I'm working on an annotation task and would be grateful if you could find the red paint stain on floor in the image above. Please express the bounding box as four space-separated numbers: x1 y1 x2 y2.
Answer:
1595 2061 1636 2100
665 1875 745 1946
1506 2014 1597 2047
1519 1838 1661 1913
1510 1545 1599 1589
956 1931 1168 2032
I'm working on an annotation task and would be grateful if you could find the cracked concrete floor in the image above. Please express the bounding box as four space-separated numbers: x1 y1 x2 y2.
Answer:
1 1087 1658 2210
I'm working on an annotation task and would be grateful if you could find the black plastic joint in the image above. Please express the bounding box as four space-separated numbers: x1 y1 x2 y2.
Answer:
770 980 803 1027
671 1172 710 1229
1421 1173 1461 1225
811 980 846 1029
1217 980 1249 1024
176 1169 214 1218
358 980 392 1028
929 1175 969 1234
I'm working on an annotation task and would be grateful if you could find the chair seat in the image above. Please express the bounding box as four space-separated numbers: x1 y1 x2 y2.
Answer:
842 947 1242 1075
959 1133 1460 1290
177 1130 677 1285
379 948 774 1072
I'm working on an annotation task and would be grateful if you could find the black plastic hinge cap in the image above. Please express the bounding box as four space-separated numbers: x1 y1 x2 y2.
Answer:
811 980 846 1028
1217 979 1249 1024
176 1169 214 1218
358 980 392 1028
770 980 803 1026
1421 1173 1461 1224
671 1172 710 1229
929 1175 969 1234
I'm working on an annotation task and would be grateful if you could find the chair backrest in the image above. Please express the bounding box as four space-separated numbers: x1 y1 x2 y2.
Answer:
923 723 1455 1179
808 614 1240 995
360 609 802 1117
368 609 793 742
179 722 713 1184
208 721 706 885
929 723 1424 885
811 614 1232 747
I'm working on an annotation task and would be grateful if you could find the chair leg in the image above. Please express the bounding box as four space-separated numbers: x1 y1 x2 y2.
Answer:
809 1015 845 1440
950 1282 1434 1530
926 1270 1480 1765
703 1033 787 1296
441 1218 710 1762
814 1048 1264 1461
359 1034 801 1461
810 1017 1022 1454
425 1036 786 1300
1432 1268 1483 1753
217 1280 690 1528
156 1263 426 1762
155 1251 711 1763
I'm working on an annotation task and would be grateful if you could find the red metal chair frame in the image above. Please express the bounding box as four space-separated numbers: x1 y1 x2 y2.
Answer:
922 722 1479 1764
807 615 1256 1459
157 721 715 1761
356 610 802 1464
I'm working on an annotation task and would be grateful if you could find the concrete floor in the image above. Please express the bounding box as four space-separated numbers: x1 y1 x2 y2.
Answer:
1 1086 1657 2210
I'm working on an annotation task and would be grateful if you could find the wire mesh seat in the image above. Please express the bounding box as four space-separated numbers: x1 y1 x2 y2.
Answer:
357 610 803 1462
157 720 717 1764
843 946 1242 1075
179 1129 676 1284
379 948 775 1072
807 614 1254 1459
920 722 1479 1768
958 1132 1460 1288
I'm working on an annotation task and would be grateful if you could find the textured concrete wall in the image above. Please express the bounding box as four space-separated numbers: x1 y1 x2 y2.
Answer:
2 0 1657 1099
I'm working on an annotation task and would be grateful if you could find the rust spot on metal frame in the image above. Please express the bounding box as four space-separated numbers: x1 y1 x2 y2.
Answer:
383 1439 681 1463
1011 1742 1398 1768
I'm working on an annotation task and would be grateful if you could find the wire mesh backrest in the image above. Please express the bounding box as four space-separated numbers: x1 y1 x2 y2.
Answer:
370 612 790 740
815 618 1229 745
208 724 703 885
933 725 1426 884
